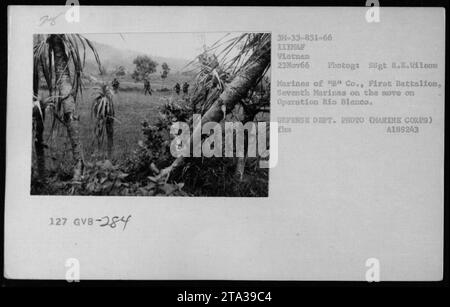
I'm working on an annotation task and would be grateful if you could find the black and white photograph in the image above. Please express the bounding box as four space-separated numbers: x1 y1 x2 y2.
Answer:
31 32 271 197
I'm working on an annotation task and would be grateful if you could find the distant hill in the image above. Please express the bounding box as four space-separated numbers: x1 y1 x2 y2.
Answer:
83 41 191 78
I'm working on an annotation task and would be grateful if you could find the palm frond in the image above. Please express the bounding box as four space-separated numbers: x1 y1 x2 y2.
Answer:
91 83 115 118
91 83 116 146
187 33 271 115
33 34 102 110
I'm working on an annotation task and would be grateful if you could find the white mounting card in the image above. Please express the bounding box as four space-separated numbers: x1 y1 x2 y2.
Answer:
5 6 444 281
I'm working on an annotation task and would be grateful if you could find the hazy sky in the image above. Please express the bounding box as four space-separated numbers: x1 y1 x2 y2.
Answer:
83 32 234 60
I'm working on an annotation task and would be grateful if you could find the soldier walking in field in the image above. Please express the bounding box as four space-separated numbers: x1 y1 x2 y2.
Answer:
174 82 181 95
182 82 189 95
144 78 152 95
112 78 120 92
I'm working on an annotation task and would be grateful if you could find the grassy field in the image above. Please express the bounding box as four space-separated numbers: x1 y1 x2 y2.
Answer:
39 83 185 171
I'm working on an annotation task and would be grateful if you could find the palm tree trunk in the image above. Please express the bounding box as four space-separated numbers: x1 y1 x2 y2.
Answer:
201 52 270 124
160 45 271 178
33 63 46 178
33 109 46 178
234 100 268 181
106 118 114 160
50 35 84 180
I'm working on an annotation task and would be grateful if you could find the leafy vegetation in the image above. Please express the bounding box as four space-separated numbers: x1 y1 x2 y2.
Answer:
160 62 170 89
91 83 116 157
131 55 158 81
113 65 126 77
